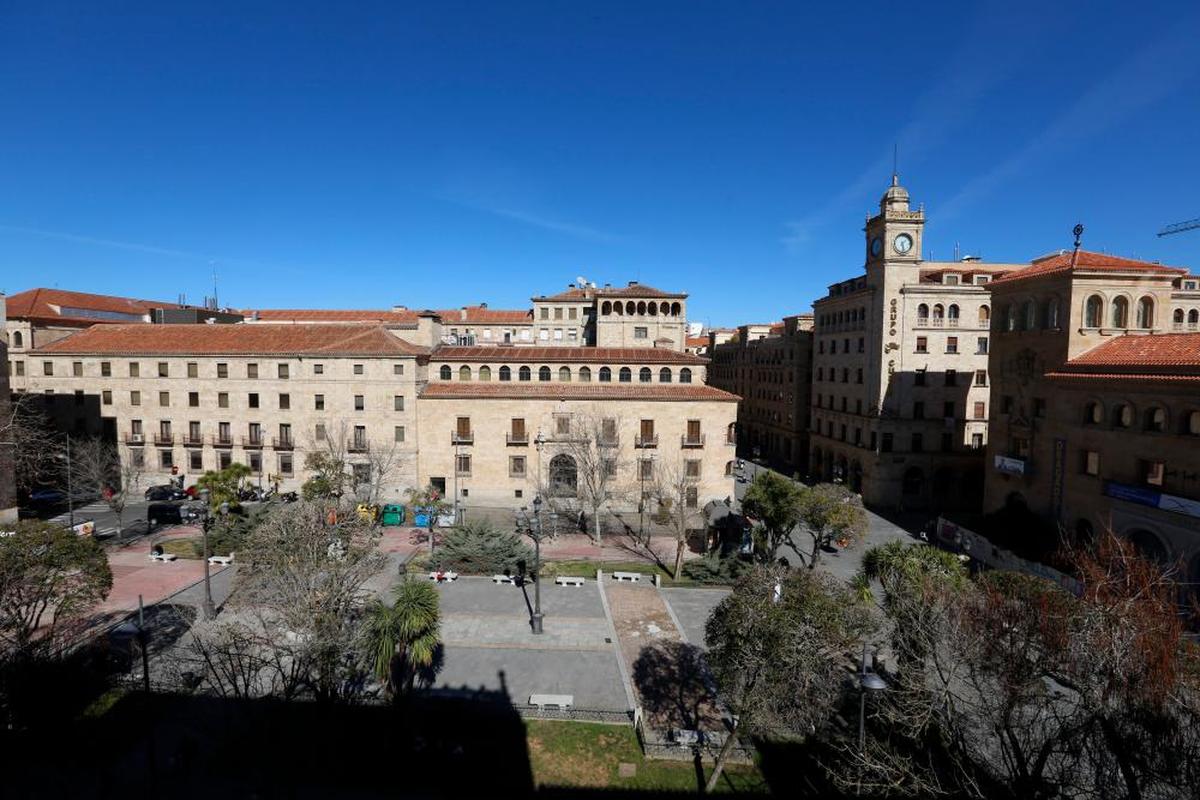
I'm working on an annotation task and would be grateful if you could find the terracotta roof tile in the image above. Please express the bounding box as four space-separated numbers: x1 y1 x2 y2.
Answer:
34 323 427 357
431 346 707 364
533 287 595 301
247 309 420 324
595 283 686 299
990 250 1187 286
1065 333 1200 368
420 382 737 402
685 336 709 348
6 288 190 324
434 307 532 324
1044 372 1200 384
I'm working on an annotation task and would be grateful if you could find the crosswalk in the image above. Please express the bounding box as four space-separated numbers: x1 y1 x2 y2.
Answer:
49 502 121 537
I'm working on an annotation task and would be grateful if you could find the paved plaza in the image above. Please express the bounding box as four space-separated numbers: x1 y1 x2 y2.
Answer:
659 587 729 649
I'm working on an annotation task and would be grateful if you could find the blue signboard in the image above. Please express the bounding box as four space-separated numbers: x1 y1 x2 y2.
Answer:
1103 481 1200 520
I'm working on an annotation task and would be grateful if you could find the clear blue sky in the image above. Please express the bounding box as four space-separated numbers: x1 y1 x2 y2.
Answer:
2 1 1199 326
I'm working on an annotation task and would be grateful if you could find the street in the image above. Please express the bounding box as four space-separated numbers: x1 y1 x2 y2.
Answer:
44 497 153 541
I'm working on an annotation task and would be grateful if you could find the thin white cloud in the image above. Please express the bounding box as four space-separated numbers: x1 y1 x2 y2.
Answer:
480 206 620 243
0 223 208 260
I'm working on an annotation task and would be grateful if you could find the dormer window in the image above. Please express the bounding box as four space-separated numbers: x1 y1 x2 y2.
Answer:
943 274 960 285
974 275 991 285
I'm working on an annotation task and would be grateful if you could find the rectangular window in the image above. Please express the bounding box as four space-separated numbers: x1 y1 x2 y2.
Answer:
914 369 926 387
686 419 701 444
509 456 526 477
393 395 404 411
277 363 289 379
314 363 324 375
456 416 471 439
973 401 986 419
568 307 577 320
634 327 648 339
188 391 199 407
915 337 927 353
946 336 958 354
394 425 405 443
554 307 563 320
101 361 111 377
247 363 258 379
129 362 139 377
130 390 141 406
160 450 174 469
353 364 364 375
1011 436 1031 458
911 433 923 453
279 393 290 410
315 423 326 441
977 337 989 354
540 307 549 320
455 454 471 476
130 449 145 468
43 361 54 376
1033 398 1046 418
217 450 230 470
1002 395 1014 414
189 450 203 471
248 452 262 474
1083 451 1100 476
101 389 112 405
1141 459 1164 487
248 393 259 409
354 395 364 411
248 423 262 445
187 362 198 378
71 361 82 377
943 401 955 418
555 414 571 436
685 487 698 509
218 392 229 408
279 453 294 476
685 459 701 478
393 363 404 375
639 458 654 480
539 328 549 340
941 432 954 452
157 362 168 378
974 370 987 386
971 433 984 449
602 418 617 445
945 369 957 387
217 362 228 378
315 394 325 410
158 391 170 407
640 419 655 442
913 401 925 420
14 361 24 376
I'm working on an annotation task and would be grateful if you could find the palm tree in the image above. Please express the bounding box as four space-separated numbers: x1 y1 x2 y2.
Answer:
361 578 441 696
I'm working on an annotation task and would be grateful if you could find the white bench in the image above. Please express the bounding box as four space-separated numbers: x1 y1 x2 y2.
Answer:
428 571 458 583
148 552 177 562
208 555 233 565
671 729 703 746
612 571 641 582
555 576 585 587
492 574 516 584
529 693 573 711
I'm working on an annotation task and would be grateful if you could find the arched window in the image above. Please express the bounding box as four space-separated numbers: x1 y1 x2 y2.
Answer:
947 304 959 323
625 301 635 315
1112 403 1133 428
478 366 491 381
978 305 990 326
639 367 652 383
559 366 571 382
12 331 22 348
439 365 452 380
601 301 612 315
932 304 944 321
1044 297 1060 329
549 453 578 497
613 302 623 316
1085 295 1103 327
1111 296 1129 328
660 301 670 315
456 365 469 381
1084 401 1103 425
671 302 682 316
619 367 632 383
917 303 929 322
1004 304 1016 332
1190 309 1200 326
725 461 735 476
1022 300 1036 331
679 368 693 384
599 366 612 382
1136 296 1154 329
538 366 551 382
1144 407 1166 432
1174 308 1185 326
1186 410 1200 435
659 367 671 383
519 366 531 382
578 366 591 382
647 302 657 316
499 366 511 382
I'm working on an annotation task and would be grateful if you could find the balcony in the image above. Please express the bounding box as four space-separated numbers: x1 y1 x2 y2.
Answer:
154 434 175 446
451 431 474 445
124 433 146 446
348 439 370 453
210 435 234 448
182 434 205 447
242 436 264 449
598 435 620 448
635 434 659 448
506 432 529 446
272 437 295 450
681 434 706 448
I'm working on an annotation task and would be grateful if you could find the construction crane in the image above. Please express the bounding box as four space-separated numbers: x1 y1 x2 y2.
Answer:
1157 217 1200 237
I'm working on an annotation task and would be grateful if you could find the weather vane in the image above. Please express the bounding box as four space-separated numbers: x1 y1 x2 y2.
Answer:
1073 223 1084 250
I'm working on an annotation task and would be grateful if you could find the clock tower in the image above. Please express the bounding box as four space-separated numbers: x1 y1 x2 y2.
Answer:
864 174 924 268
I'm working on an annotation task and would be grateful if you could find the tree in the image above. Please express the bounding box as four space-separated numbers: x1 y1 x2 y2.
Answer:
796 482 867 569
648 456 703 579
704 564 873 792
405 484 450 548
430 520 533 575
537 408 626 545
0 395 59 498
360 578 441 696
197 462 252 511
70 438 143 537
0 520 112 657
739 470 803 562
302 421 407 505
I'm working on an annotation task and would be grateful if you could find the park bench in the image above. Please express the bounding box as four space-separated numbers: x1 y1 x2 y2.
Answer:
555 576 585 587
611 571 641 582
428 571 458 583
492 574 516 584
529 693 573 711
671 729 704 746
148 552 177 562
208 554 234 566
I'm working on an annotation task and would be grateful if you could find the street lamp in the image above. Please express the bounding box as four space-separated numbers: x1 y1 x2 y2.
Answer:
530 494 544 634
638 452 655 545
857 642 887 752
534 430 546 493
199 501 229 620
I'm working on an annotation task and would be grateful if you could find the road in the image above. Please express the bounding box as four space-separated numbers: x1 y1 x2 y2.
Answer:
732 459 915 583
45 497 153 541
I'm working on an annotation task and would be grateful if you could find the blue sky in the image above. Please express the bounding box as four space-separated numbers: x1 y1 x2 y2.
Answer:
2 1 1198 326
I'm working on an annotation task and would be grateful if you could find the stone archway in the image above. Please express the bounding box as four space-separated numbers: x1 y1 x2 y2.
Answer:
549 454 578 497
1125 528 1169 565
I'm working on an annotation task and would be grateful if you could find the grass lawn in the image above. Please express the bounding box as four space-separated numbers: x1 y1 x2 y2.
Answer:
160 538 202 559
525 719 767 794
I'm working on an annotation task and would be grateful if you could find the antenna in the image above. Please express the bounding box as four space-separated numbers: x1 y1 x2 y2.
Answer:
892 143 898 181
210 261 219 308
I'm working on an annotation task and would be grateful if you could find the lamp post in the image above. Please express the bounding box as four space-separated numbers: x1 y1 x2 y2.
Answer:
199 501 228 620
531 494 544 634
534 430 546 494
452 440 460 525
857 641 887 752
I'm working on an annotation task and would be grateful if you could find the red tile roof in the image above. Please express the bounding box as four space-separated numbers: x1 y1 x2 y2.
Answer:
990 250 1187 286
420 382 737 402
533 287 595 301
1045 372 1200 384
1062 333 1200 369
434 307 532 324
247 309 420 324
6 288 189 325
35 323 427 357
431 346 707 364
685 336 709 348
596 283 686 299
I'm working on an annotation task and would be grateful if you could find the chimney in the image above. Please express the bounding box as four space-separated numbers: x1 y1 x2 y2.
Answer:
628 280 639 287
480 302 488 308
568 283 575 289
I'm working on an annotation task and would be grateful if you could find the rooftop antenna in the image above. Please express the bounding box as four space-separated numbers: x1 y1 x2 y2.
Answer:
1070 223 1084 268
892 142 899 184
210 261 219 308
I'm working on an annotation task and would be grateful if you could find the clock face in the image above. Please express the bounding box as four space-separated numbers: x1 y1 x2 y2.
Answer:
870 237 882 257
894 233 913 254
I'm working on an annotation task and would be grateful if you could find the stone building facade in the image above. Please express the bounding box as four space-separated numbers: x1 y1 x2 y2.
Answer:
707 315 813 475
983 248 1200 592
0 294 15 523
808 177 1025 511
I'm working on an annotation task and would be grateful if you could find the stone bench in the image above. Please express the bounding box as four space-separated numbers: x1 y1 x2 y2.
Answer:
148 552 177 562
492 574 516 584
208 554 234 566
428 571 458 583
555 576 585 587
529 693 573 711
611 571 641 582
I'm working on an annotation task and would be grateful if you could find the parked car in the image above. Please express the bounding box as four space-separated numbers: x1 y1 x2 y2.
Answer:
145 485 187 502
147 502 202 527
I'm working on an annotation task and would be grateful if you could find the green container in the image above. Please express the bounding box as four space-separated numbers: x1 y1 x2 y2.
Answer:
381 504 406 526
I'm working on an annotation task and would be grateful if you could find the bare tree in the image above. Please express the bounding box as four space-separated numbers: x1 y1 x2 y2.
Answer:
0 394 59 498
535 408 627 544
70 438 143 536
302 421 408 505
647 455 703 578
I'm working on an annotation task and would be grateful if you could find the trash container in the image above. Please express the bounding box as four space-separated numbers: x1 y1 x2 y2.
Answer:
381 504 405 526
356 503 379 524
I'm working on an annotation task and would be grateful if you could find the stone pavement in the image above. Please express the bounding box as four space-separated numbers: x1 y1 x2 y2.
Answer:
658 587 729 649
98 547 230 616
